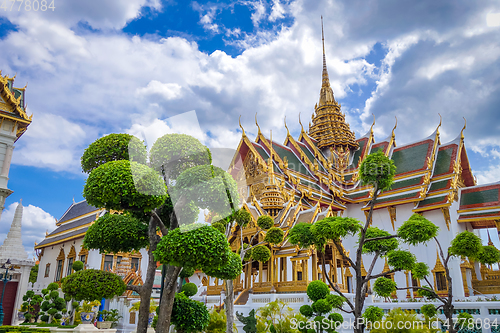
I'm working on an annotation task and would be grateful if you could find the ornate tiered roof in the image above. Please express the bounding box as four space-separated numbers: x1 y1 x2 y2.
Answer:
0 72 32 141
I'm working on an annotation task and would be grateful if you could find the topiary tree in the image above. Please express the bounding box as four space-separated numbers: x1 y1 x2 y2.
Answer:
20 290 43 323
39 283 66 324
62 269 127 301
181 283 198 297
287 151 441 333
170 292 210 333
71 260 84 272
206 200 284 332
299 280 343 333
81 132 240 333
381 229 500 333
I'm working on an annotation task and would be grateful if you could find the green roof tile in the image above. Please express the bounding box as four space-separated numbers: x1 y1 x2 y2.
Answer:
429 179 450 192
374 192 418 204
273 144 312 176
434 147 454 175
418 195 447 207
391 142 431 175
388 176 422 191
460 189 499 206
350 139 367 168
346 191 370 200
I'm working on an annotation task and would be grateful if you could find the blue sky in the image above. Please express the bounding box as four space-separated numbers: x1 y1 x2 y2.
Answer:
0 0 500 255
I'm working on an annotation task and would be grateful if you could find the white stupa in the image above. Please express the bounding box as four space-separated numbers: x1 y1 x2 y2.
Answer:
0 200 28 260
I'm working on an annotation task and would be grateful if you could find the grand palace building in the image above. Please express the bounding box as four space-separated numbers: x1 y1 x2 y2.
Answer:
31 34 500 331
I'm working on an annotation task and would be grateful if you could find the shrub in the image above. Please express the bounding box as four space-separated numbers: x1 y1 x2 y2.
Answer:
311 299 332 315
62 269 127 301
362 306 384 323
171 293 210 332
300 305 314 318
264 227 284 244
83 213 149 253
307 280 330 302
181 283 198 297
81 133 147 174
257 215 273 230
179 266 195 279
450 231 482 257
154 225 230 270
373 277 397 298
398 214 438 246
363 227 398 254
359 150 396 190
251 245 271 262
204 251 242 280
83 160 167 212
326 294 345 308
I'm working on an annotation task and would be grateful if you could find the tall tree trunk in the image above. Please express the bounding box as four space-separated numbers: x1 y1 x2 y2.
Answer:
136 217 161 333
225 280 235 333
155 265 181 333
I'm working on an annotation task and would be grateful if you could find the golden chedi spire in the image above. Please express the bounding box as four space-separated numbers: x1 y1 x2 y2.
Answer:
308 17 359 153
261 133 284 217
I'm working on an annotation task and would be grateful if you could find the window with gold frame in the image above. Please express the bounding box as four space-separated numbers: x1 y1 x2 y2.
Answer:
55 248 65 282
44 263 50 278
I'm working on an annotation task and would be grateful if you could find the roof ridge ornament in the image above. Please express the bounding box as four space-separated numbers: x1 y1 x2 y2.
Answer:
391 116 398 138
239 115 246 137
460 117 466 140
370 113 376 135
255 112 262 135
298 112 304 133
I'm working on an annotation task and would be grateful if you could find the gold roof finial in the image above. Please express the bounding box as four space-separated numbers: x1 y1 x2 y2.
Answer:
460 117 467 140
391 116 398 138
436 113 442 134
370 113 376 135
255 112 262 135
284 116 290 136
298 112 305 133
239 115 246 136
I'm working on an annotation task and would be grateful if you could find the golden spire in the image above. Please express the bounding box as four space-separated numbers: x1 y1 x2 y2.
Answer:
319 16 335 107
308 17 358 152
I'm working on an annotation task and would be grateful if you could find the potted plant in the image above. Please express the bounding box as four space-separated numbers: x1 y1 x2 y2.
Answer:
80 300 100 324
97 309 122 329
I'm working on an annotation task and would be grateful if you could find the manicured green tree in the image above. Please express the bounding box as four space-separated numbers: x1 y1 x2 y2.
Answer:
380 230 500 333
299 280 343 333
287 151 439 333
62 269 127 301
236 309 257 333
170 292 210 333
181 283 198 297
20 290 43 323
39 283 66 324
208 208 284 333
81 133 239 333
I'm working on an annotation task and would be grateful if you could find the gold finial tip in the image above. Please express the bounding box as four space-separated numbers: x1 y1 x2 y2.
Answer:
284 116 290 136
460 117 467 139
299 112 304 132
239 115 246 136
255 112 261 134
